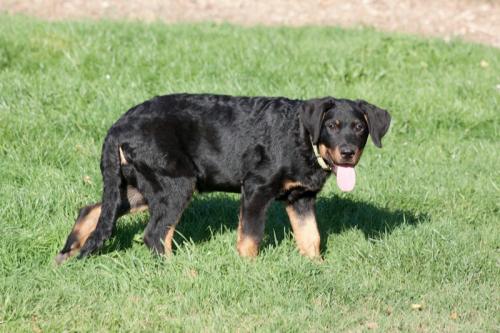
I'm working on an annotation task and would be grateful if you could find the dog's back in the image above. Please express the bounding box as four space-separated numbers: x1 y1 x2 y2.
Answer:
112 93 301 192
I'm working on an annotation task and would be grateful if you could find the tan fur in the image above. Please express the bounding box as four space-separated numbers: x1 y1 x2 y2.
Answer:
353 148 363 163
237 236 259 257
73 204 101 250
55 205 102 264
56 186 150 264
161 186 195 255
318 143 330 162
236 207 259 257
54 205 102 264
331 146 343 163
286 205 320 258
164 226 176 254
283 180 303 191
119 146 128 165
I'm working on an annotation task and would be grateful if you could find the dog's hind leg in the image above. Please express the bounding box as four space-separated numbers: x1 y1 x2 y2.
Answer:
140 176 196 255
55 186 148 264
73 135 145 259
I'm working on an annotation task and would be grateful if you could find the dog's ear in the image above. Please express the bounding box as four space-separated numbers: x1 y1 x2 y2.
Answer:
357 100 391 148
299 97 335 144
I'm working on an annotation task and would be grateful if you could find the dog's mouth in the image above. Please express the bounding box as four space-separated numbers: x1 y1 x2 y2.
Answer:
319 146 361 192
331 163 356 192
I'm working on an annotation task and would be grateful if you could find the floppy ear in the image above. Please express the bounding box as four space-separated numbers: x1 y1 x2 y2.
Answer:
299 97 335 144
357 100 391 148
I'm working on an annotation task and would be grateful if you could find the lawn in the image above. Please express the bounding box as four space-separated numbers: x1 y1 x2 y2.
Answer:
0 15 499 332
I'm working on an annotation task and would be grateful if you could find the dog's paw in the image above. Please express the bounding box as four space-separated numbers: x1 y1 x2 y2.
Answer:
54 251 71 265
143 234 166 256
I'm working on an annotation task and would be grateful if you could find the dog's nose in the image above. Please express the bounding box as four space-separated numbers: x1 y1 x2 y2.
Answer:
340 147 355 159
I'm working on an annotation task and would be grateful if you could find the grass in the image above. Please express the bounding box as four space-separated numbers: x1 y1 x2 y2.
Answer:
0 14 499 332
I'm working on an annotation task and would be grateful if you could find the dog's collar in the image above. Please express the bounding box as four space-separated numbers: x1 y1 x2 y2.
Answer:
310 137 332 171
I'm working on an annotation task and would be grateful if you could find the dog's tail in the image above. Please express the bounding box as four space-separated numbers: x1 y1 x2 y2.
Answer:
77 134 123 254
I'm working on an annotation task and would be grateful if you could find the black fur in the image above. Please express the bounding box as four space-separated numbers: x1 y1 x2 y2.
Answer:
74 93 390 258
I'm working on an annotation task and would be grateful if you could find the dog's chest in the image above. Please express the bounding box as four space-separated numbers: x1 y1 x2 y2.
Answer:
278 171 330 201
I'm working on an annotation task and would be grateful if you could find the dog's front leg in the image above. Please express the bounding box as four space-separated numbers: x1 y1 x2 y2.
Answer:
285 196 321 259
236 181 274 257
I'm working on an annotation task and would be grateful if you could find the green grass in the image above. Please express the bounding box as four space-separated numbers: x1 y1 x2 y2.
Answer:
0 15 499 332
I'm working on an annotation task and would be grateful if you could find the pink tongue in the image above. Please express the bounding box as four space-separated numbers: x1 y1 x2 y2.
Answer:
336 166 356 192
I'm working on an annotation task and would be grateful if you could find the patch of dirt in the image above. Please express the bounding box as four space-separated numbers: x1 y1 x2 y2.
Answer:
1 0 499 47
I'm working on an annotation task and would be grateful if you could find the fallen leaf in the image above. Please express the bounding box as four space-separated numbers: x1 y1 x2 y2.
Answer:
411 303 423 311
187 269 198 278
83 175 93 185
480 60 489 68
450 311 459 320
366 321 378 329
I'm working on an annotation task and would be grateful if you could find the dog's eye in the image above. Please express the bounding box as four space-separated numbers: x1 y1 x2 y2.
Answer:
327 121 340 129
355 123 365 131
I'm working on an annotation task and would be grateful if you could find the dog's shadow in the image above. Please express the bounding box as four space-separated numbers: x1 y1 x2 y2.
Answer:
108 193 429 254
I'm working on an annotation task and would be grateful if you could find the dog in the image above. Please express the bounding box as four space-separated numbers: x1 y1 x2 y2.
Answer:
55 93 390 263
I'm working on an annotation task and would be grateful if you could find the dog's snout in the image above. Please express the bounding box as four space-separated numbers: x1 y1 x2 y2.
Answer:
340 146 355 159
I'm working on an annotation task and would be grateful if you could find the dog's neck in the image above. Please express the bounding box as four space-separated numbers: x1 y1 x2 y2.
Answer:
309 137 331 171
294 112 331 173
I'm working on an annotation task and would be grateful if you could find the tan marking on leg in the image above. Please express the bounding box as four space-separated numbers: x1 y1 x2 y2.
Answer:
56 187 149 265
56 204 102 264
163 225 177 254
55 204 102 264
119 146 128 165
286 205 320 258
73 204 101 249
160 187 194 255
237 236 259 257
236 206 259 257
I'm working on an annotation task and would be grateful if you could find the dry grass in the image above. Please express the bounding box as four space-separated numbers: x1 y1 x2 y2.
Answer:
1 0 499 47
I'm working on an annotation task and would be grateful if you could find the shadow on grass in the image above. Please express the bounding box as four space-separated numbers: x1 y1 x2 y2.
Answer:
106 194 429 255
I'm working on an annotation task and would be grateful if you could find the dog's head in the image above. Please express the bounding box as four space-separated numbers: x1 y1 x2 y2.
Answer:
299 97 391 191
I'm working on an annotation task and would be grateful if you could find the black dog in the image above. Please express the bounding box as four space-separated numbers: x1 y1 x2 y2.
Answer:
56 94 390 263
